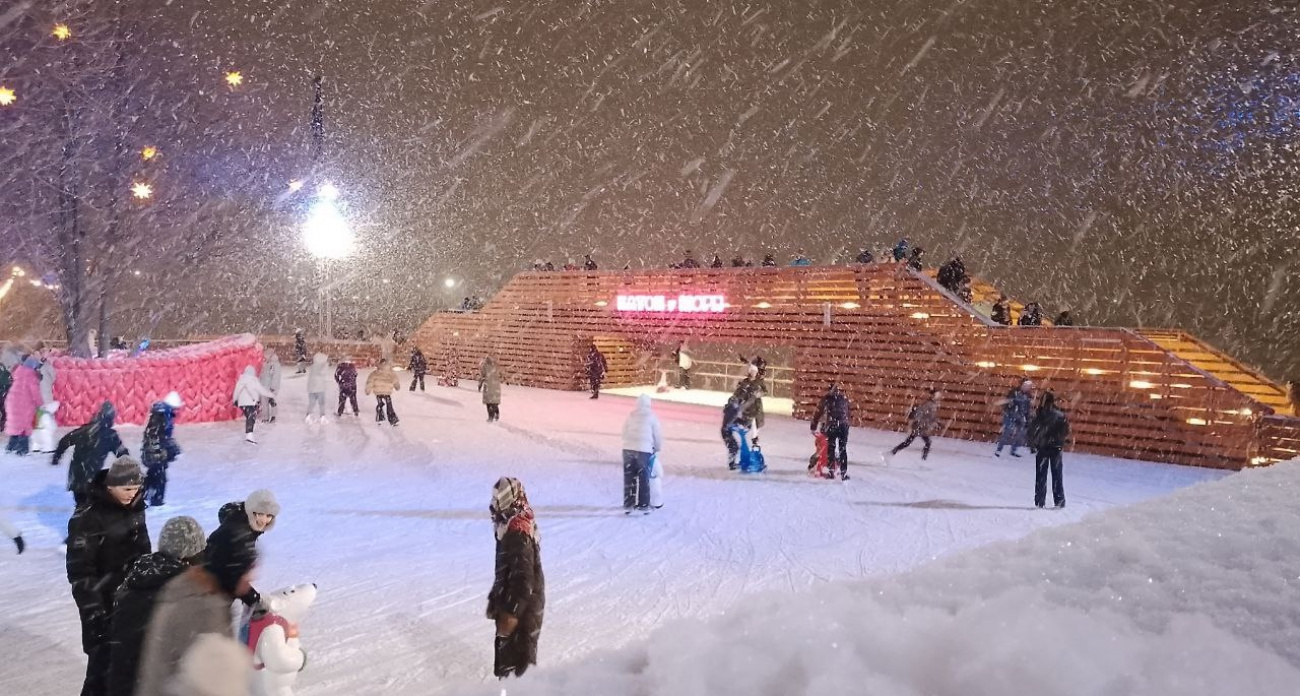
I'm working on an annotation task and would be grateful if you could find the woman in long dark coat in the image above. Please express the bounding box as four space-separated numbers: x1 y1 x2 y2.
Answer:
487 477 545 679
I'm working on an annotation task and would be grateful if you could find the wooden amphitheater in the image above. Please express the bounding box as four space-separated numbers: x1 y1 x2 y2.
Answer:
414 264 1300 470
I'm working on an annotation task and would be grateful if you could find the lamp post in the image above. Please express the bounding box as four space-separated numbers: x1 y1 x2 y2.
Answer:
303 185 354 338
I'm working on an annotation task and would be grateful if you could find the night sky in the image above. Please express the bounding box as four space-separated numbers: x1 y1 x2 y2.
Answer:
3 0 1298 378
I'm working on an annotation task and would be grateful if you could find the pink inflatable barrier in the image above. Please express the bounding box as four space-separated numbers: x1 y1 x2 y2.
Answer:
50 334 264 426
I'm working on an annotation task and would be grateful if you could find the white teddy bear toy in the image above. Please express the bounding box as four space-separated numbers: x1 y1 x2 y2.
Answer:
245 583 317 696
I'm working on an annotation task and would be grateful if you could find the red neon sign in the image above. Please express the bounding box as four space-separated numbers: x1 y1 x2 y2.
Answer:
616 294 726 313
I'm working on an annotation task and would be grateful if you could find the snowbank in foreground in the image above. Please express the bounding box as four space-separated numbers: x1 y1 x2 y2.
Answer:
469 461 1300 696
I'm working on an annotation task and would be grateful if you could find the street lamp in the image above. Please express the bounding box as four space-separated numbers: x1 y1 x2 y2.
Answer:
444 277 457 289
225 71 243 88
303 189 355 338
0 87 15 106
131 182 153 199
52 24 72 41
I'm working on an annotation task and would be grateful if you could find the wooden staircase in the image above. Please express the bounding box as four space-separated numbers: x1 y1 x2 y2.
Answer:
1138 330 1290 413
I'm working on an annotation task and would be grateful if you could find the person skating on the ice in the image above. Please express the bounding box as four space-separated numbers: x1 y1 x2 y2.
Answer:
995 379 1033 458
4 356 42 456
334 356 360 417
1027 390 1071 509
365 359 401 426
0 511 24 554
732 360 766 445
30 399 60 453
855 248 875 264
721 393 757 471
259 350 283 423
141 392 184 508
232 366 275 444
585 345 607 400
206 489 278 609
67 457 150 696
673 342 693 389
479 356 503 422
36 342 57 406
1018 301 1044 326
408 347 429 392
621 394 663 514
583 254 598 271
53 401 130 509
888 388 941 461
293 329 308 374
810 382 852 480
136 530 259 696
305 353 331 423
991 295 1012 326
106 515 206 696
0 356 11 434
487 477 545 679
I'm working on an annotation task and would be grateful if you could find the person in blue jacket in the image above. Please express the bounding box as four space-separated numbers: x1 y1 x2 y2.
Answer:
141 392 184 507
995 379 1033 457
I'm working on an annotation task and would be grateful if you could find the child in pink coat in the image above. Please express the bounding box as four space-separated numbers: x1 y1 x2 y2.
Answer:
3 357 42 456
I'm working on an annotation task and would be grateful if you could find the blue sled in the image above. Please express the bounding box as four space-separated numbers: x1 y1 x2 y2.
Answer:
730 424 766 473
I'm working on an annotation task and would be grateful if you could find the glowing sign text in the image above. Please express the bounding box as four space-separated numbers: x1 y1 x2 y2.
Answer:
615 294 727 313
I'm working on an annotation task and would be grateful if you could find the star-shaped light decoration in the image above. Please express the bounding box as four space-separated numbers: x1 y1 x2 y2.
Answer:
0 87 15 106
141 146 158 161
52 24 72 41
225 71 243 88
288 179 304 192
131 182 154 200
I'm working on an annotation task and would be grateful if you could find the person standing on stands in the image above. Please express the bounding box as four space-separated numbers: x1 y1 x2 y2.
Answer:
995 379 1033 458
1287 379 1300 417
67 457 149 696
583 254 598 271
543 261 556 272
958 278 974 304
991 295 1012 325
761 253 777 267
480 356 503 422
335 356 360 417
855 248 874 264
680 250 701 269
293 329 308 374
1027 391 1070 509
936 256 967 293
585 346 608 399
409 347 429 392
562 259 579 271
673 342 693 390
888 389 941 461
1055 310 1075 326
731 254 746 267
810 382 852 480
907 246 925 271
790 250 812 266
1018 302 1044 326
892 238 910 262
710 253 724 268
365 359 401 426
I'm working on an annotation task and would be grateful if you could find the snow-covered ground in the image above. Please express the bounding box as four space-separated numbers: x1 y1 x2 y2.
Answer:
0 371 1229 694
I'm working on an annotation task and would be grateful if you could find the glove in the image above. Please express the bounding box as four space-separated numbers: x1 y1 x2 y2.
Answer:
13 535 24 554
241 588 262 607
269 399 277 408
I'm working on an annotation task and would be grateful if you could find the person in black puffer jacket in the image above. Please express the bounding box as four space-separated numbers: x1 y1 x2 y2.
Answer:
206 489 280 607
810 382 852 480
106 516 206 696
1027 390 1071 509
67 458 151 696
53 401 130 508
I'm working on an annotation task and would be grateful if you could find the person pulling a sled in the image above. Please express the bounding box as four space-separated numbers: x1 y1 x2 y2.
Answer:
810 382 852 480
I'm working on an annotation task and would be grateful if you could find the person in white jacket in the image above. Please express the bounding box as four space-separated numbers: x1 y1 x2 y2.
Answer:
620 394 663 514
304 353 331 424
233 366 275 443
259 351 282 423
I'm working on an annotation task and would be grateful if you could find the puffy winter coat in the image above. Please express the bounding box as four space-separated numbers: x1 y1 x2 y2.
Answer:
480 358 502 405
409 349 429 375
732 377 766 429
811 389 851 431
133 567 235 696
260 354 282 393
585 349 607 382
621 394 663 453
1028 407 1071 450
293 333 308 363
31 401 60 453
908 398 940 435
488 526 545 677
3 361 42 436
53 403 129 493
335 362 358 393
107 552 191 696
306 353 331 393
67 471 150 652
1000 390 1032 431
141 403 180 470
365 366 401 396
991 300 1012 326
232 367 273 407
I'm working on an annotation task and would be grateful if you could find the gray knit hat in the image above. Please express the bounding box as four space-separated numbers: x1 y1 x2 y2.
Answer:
158 516 207 561
105 456 144 487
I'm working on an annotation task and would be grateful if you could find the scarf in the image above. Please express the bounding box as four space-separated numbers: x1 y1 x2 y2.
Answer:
491 477 538 542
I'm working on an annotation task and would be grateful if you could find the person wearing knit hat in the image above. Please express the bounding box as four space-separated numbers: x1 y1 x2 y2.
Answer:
107 516 207 696
67 457 150 696
206 489 279 608
134 540 258 696
141 393 185 508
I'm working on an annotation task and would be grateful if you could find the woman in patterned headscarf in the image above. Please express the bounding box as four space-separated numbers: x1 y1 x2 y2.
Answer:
486 477 545 679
